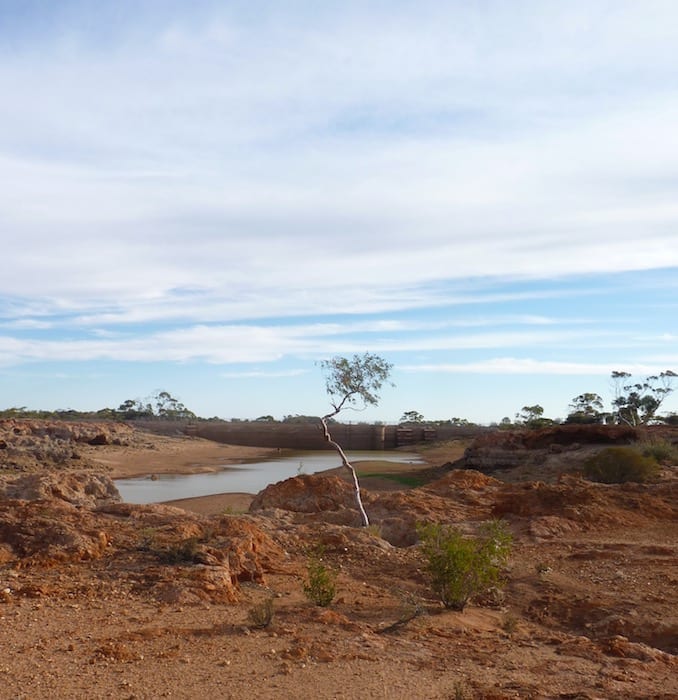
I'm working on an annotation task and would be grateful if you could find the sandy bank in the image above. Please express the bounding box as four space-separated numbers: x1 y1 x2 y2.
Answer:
87 435 277 479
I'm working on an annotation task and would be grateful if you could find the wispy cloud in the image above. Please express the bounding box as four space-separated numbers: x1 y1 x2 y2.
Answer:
0 2 677 418
1 319 53 330
2 2 678 322
0 321 627 367
220 369 308 379
400 359 673 376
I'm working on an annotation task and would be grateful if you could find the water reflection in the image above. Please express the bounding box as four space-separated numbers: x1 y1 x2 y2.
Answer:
115 450 423 504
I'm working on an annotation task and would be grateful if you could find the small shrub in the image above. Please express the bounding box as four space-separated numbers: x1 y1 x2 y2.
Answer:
365 523 383 538
583 446 660 484
501 613 519 635
248 598 274 629
377 590 424 634
637 438 678 464
303 548 336 607
452 680 471 700
137 527 158 552
417 520 512 611
158 537 202 565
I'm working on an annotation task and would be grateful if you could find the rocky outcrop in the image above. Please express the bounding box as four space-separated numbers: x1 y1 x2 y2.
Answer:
493 474 678 536
247 469 503 545
247 463 678 547
456 425 639 475
0 470 121 508
0 499 112 563
0 495 286 602
0 419 135 472
249 473 357 513
0 418 134 445
96 503 286 602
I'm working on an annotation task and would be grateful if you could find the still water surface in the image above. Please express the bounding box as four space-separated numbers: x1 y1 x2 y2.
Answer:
115 450 423 504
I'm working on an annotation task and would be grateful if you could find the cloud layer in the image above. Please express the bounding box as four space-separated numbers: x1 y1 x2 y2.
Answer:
1 1 677 418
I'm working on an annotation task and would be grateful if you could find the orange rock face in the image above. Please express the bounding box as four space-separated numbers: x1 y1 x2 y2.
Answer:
0 421 676 698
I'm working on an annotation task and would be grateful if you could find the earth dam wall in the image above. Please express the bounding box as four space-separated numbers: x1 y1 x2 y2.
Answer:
133 420 488 450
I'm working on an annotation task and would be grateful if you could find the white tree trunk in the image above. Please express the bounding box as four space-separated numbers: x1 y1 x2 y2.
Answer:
320 416 370 527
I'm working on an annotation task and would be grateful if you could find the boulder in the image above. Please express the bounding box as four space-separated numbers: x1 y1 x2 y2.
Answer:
0 471 121 508
0 499 111 562
249 474 357 514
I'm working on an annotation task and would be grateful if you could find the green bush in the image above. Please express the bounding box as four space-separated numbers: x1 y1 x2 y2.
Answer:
583 446 660 483
636 438 678 464
303 548 336 607
417 520 512 611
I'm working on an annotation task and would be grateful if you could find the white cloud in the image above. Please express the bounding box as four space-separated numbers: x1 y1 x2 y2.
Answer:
0 0 677 421
220 369 308 379
400 359 673 376
1 318 53 330
0 320 617 367
2 2 678 323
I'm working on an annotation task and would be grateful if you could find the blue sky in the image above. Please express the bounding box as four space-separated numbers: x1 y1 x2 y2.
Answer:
1 1 677 423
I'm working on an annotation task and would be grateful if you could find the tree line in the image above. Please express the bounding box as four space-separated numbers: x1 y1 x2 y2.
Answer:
398 370 677 428
511 370 677 428
0 391 196 422
1 369 676 427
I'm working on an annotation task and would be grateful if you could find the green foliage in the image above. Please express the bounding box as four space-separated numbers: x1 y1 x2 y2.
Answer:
0 391 200 422
116 398 154 419
515 405 552 429
400 410 425 424
417 520 512 611
281 414 324 423
303 548 337 607
566 392 605 424
449 417 475 427
583 446 660 484
247 598 275 629
497 416 514 430
637 438 678 464
611 370 676 426
153 391 196 419
321 353 393 412
358 472 427 488
117 391 196 420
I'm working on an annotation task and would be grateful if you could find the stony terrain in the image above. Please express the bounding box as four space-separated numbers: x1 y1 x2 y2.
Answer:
0 420 676 699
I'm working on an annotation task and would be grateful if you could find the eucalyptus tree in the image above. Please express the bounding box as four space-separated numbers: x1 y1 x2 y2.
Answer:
611 370 676 426
566 393 605 424
400 410 425 424
515 405 552 428
319 353 393 527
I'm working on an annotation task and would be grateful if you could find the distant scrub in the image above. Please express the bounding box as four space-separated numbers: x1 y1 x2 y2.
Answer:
636 438 678 464
583 446 660 484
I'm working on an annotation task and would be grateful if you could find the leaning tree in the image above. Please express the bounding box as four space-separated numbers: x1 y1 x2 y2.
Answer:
319 353 393 527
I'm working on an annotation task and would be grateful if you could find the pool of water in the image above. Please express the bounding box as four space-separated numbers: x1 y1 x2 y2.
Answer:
115 450 423 504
